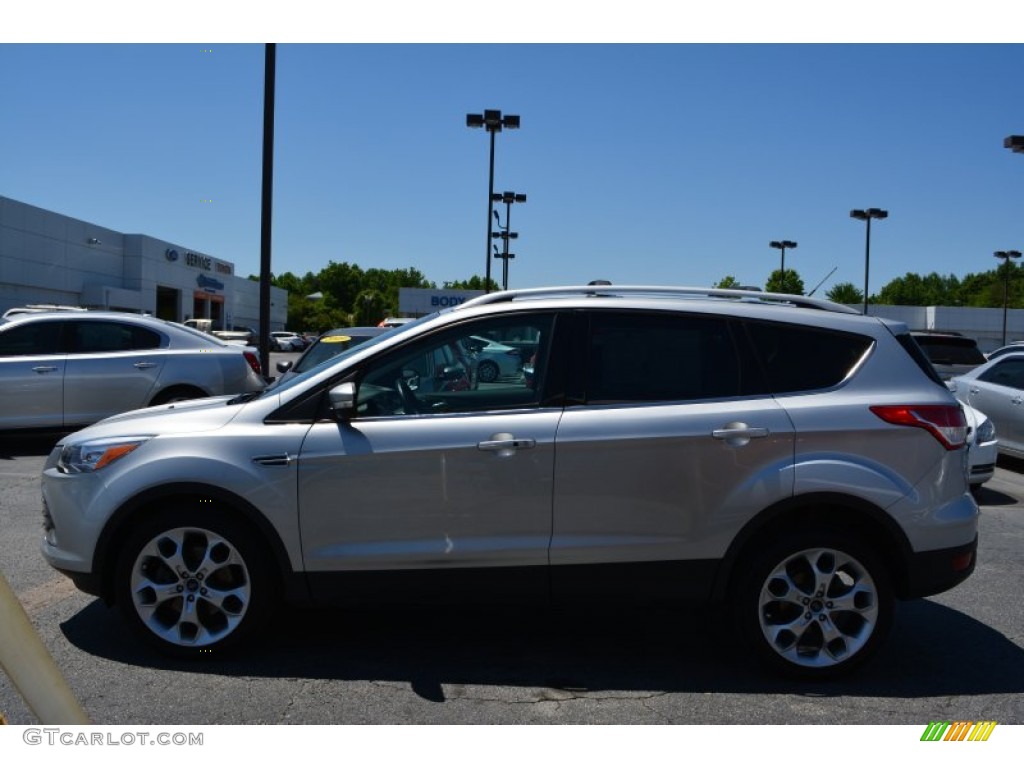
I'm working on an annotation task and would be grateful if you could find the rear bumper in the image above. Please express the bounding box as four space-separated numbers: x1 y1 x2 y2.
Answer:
903 535 978 599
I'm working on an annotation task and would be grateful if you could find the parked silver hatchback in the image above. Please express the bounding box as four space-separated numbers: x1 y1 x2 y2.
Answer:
0 311 266 431
40 286 978 678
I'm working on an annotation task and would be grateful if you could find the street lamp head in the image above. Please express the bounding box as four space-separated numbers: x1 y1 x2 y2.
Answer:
1004 135 1024 154
769 240 797 250
995 250 1023 260
466 109 520 132
851 208 888 221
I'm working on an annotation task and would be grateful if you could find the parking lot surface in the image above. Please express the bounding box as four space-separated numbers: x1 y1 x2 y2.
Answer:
1 431 1022 725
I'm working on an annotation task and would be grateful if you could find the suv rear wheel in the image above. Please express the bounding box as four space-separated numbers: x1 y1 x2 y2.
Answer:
115 508 275 657
733 530 894 679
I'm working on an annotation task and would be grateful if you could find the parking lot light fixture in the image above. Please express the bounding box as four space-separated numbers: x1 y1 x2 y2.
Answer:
995 250 1023 346
466 110 520 293
769 240 797 275
850 208 888 315
1004 136 1024 154
491 191 526 290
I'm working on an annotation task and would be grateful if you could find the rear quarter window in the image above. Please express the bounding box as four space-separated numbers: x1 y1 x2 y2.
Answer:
744 320 874 393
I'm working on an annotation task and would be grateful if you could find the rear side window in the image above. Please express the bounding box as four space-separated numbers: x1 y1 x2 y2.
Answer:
69 321 161 353
978 358 1024 389
744 320 873 393
913 336 986 365
583 312 756 403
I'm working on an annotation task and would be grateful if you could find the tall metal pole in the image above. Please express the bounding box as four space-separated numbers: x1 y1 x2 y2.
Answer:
485 130 496 293
862 216 871 316
259 43 276 378
502 197 513 290
1004 260 1010 347
995 250 1022 346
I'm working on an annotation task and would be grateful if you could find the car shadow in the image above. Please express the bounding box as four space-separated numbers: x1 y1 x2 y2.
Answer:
61 597 1024 700
0 432 67 459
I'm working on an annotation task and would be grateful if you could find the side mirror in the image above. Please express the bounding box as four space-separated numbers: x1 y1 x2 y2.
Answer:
276 360 293 374
327 381 357 416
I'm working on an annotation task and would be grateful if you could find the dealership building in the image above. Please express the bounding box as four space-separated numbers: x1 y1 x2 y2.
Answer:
0 195 286 330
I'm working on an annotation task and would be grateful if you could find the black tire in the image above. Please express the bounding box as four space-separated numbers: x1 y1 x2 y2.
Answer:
476 360 500 383
114 506 276 658
731 530 894 680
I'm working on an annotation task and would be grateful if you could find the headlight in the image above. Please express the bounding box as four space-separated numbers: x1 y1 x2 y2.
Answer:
58 436 152 474
976 418 996 444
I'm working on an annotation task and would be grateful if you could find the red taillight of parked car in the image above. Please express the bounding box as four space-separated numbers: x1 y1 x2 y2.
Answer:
869 404 968 450
243 351 262 376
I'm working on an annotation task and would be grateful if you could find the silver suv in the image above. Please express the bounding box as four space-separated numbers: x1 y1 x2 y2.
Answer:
40 286 978 678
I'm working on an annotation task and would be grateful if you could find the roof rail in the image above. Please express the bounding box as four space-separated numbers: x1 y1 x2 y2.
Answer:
457 285 861 315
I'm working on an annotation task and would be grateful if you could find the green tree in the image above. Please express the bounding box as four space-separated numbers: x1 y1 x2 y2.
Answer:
714 275 741 289
443 275 500 291
765 269 805 295
353 290 387 326
826 282 864 304
875 272 961 306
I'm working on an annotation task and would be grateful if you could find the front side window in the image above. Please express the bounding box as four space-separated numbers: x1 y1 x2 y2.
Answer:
355 314 553 416
0 320 63 356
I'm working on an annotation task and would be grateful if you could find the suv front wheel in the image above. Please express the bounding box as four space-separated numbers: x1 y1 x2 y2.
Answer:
115 509 275 657
733 530 894 679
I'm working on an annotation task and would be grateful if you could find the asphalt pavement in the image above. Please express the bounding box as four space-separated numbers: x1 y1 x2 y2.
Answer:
1 432 1022 726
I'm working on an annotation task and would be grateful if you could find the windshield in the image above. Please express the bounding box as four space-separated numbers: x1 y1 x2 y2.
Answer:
258 313 438 398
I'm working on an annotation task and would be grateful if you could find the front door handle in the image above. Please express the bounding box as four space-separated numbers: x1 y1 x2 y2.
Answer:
134 362 158 369
712 422 770 447
32 366 59 374
478 433 536 457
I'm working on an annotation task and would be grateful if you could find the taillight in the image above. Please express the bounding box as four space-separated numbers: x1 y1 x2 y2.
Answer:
869 404 968 450
243 351 262 376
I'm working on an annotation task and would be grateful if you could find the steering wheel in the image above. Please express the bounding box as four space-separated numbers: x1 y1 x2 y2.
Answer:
394 376 419 415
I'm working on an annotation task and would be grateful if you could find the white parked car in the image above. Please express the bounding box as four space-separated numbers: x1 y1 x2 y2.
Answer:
457 334 522 383
960 402 997 491
270 331 305 352
951 352 1024 461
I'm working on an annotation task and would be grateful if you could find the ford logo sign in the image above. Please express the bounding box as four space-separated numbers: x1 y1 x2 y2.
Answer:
165 249 179 262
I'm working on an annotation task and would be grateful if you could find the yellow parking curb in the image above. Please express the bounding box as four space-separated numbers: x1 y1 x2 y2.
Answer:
0 569 89 724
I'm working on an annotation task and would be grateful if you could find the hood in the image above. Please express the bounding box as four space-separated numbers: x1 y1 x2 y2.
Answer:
61 395 245 442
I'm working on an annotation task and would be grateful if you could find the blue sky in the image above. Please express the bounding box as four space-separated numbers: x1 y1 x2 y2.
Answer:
2 32 1024 296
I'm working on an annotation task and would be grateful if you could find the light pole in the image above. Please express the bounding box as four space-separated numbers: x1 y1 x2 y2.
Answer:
995 250 1022 346
850 208 888 315
492 191 526 290
769 240 797 276
466 110 520 293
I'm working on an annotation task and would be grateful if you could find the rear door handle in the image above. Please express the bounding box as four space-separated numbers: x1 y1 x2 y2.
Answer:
134 362 158 369
32 366 59 374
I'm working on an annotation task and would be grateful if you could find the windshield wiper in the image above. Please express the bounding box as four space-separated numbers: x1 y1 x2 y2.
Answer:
227 391 262 405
